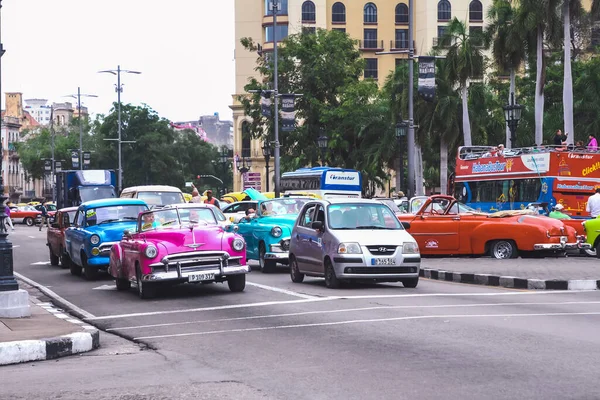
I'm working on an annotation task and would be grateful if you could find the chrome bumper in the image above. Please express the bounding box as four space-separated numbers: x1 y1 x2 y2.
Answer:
265 238 290 260
264 252 289 260
142 264 251 282
533 242 591 250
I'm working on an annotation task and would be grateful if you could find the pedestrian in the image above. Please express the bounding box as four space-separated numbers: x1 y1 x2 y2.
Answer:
4 202 14 231
549 204 571 220
586 188 600 218
38 202 49 231
587 134 598 151
189 187 202 203
204 190 221 209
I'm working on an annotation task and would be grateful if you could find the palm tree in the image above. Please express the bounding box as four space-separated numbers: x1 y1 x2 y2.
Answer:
486 0 526 148
438 18 484 147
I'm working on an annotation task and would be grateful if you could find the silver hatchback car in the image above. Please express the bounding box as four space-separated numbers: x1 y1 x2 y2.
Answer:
289 199 421 289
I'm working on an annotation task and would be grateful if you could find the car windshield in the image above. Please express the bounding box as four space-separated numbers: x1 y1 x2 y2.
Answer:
85 204 148 227
79 187 116 202
327 203 403 230
375 199 401 213
259 198 309 216
212 207 227 222
137 191 185 207
66 211 77 223
139 207 218 232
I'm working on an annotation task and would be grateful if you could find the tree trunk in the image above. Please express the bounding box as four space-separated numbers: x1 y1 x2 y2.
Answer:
563 0 574 144
535 27 545 146
440 138 448 195
506 68 516 149
415 144 425 196
461 84 472 146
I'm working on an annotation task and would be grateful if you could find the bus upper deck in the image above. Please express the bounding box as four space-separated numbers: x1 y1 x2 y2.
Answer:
280 167 362 199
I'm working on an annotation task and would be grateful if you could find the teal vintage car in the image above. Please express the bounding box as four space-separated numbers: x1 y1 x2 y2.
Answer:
236 192 311 272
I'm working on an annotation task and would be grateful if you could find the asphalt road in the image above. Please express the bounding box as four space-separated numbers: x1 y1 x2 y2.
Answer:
5 225 600 400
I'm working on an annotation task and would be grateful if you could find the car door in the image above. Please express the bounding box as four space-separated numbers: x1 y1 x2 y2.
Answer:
66 210 85 265
408 200 460 252
294 203 321 272
237 216 259 259
47 211 62 255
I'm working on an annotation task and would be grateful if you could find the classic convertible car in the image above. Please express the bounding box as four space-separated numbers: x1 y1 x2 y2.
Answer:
108 204 249 299
397 195 589 259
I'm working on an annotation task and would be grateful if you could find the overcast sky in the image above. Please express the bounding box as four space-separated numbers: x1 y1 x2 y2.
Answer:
2 0 235 122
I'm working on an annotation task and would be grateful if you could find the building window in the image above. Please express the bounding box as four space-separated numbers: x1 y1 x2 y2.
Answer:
395 3 409 24
469 26 483 47
364 58 378 79
469 0 483 21
363 28 378 49
302 1 316 22
364 2 377 23
395 29 409 49
302 26 316 34
241 122 251 158
437 25 449 46
332 2 346 23
438 0 451 21
265 0 288 15
395 58 404 68
265 25 289 42
333 27 346 33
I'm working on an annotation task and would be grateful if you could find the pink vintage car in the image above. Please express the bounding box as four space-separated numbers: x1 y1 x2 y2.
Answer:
108 203 250 299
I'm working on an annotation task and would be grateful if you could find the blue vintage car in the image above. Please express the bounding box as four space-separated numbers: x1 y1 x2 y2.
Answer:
236 194 311 272
64 198 149 279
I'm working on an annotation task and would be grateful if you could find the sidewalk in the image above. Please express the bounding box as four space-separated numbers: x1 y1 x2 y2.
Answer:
0 282 99 366
420 256 600 290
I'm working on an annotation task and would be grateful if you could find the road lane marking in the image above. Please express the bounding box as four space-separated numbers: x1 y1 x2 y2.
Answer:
92 285 115 291
28 236 36 239
30 261 51 265
89 289 594 321
107 300 600 331
133 311 600 340
246 281 317 299
14 272 96 319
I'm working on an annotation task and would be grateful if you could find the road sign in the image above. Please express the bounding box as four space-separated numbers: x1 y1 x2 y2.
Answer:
243 172 262 191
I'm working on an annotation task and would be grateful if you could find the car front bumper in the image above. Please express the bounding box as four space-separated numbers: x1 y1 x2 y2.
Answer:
264 239 291 262
142 264 251 282
332 255 420 279
145 253 250 282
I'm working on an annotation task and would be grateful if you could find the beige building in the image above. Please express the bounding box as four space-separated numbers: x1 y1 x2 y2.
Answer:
231 0 490 192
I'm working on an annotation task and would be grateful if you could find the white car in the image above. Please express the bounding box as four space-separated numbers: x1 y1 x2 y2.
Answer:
222 201 258 223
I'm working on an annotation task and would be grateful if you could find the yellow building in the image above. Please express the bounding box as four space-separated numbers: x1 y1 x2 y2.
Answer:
231 0 490 192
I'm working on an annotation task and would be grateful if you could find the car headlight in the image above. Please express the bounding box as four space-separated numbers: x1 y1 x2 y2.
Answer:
232 238 245 251
144 245 158 259
338 242 362 254
90 235 100 245
271 226 282 238
402 242 419 254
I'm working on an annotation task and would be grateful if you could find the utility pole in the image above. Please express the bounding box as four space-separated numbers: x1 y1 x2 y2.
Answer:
407 0 415 197
272 0 281 198
65 88 97 170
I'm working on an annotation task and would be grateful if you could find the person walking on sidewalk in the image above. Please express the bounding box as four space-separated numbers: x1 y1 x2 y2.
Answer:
4 203 14 231
38 202 50 231
586 188 600 218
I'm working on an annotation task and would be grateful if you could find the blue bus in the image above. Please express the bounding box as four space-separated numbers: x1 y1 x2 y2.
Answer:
280 167 362 199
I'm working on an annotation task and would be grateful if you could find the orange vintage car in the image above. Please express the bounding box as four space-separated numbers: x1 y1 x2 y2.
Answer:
397 195 589 259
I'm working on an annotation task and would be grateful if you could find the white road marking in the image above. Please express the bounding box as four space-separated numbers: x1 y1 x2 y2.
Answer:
12 245 20 248
133 311 600 340
107 300 600 331
28 236 36 239
246 281 317 299
92 285 115 291
14 272 96 319
30 261 50 265
89 289 591 321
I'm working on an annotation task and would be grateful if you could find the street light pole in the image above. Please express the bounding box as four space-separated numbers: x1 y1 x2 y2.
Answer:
262 141 271 192
99 66 141 194
65 88 98 170
503 92 523 149
407 0 415 197
272 0 281 198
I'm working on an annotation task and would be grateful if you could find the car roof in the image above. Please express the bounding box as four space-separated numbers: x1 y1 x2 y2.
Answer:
121 185 183 193
323 198 379 205
80 198 148 209
159 203 217 210
58 207 78 213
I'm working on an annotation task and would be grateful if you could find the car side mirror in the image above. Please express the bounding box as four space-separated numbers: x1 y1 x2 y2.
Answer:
62 214 70 228
51 222 59 229
123 229 132 239
401 221 411 230
311 221 324 232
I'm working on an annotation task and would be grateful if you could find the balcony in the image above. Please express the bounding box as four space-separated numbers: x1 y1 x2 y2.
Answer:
390 40 409 51
359 39 384 51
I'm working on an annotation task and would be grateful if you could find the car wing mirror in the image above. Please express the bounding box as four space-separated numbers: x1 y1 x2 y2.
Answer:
51 222 59 229
401 221 411 230
123 229 132 239
62 214 70 228
311 221 324 232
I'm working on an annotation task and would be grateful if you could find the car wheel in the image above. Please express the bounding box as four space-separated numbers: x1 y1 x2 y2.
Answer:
324 260 341 289
49 246 59 266
69 256 82 276
593 241 600 259
82 254 99 280
115 278 131 291
259 242 276 273
227 274 246 292
24 217 34 226
402 277 419 288
489 240 518 259
136 266 156 299
289 256 304 283
582 247 596 257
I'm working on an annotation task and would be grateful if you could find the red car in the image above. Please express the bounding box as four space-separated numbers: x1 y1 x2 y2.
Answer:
46 207 77 266
10 205 42 226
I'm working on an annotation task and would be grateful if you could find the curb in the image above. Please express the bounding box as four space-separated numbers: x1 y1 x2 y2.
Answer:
419 268 600 290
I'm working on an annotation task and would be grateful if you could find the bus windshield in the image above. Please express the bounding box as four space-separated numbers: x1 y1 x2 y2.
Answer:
280 167 362 199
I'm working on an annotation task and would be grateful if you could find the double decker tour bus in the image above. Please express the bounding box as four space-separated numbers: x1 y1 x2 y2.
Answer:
453 145 600 218
280 167 362 199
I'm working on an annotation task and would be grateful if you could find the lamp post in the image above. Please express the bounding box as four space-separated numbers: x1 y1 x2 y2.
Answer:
237 155 252 174
65 88 98 170
262 141 272 192
219 147 229 195
270 0 282 198
395 119 408 195
99 66 141 194
503 92 523 149
317 134 329 166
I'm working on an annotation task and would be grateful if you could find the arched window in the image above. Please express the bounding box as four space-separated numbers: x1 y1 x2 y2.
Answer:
469 0 483 21
332 2 346 23
438 0 451 21
364 2 377 23
302 1 316 22
395 3 409 24
241 121 251 158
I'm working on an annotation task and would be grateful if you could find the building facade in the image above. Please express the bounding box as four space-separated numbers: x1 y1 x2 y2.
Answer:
231 0 490 193
24 99 53 125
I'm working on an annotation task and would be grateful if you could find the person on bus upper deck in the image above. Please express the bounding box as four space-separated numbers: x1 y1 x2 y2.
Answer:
497 144 505 157
587 134 598 151
553 129 567 150
586 188 600 218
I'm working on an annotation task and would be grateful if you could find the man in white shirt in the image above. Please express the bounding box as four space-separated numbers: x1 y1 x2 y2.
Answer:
586 188 600 217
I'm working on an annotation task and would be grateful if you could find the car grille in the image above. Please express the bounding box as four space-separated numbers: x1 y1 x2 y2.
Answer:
344 266 418 274
151 251 241 275
366 245 398 255
99 242 117 256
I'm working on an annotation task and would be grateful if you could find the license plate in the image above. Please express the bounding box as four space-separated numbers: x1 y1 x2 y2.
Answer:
371 258 396 266
188 273 215 282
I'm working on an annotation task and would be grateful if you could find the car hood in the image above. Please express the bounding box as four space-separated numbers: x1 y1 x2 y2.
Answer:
330 228 415 245
87 222 138 242
143 226 225 255
258 214 298 228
